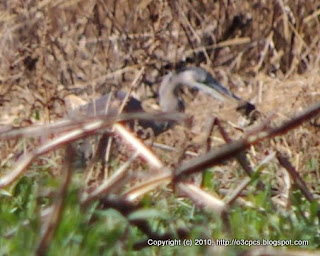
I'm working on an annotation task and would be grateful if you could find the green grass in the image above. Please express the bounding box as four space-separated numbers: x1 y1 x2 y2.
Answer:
1 163 319 255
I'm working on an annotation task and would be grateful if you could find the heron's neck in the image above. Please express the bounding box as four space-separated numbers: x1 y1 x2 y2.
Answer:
159 74 181 112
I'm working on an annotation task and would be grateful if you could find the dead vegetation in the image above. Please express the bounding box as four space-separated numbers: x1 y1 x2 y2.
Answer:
0 0 320 255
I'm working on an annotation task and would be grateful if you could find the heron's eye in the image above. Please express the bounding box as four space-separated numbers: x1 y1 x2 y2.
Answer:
195 73 207 83
200 78 207 83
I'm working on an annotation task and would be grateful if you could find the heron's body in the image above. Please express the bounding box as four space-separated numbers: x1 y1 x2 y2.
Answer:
68 91 143 118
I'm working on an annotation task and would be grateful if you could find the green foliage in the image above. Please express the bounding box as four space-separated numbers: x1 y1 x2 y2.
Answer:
1 167 320 255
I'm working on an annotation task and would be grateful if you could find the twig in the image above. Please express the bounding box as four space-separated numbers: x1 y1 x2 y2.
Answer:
177 182 226 213
36 145 74 255
81 152 139 205
0 112 181 188
124 102 320 200
174 102 320 181
276 152 316 203
214 118 254 176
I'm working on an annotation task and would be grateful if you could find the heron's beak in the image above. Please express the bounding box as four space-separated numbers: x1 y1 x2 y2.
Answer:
193 80 256 116
192 80 241 104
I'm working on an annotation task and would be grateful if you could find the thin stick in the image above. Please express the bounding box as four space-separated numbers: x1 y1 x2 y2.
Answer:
36 145 74 255
174 102 320 181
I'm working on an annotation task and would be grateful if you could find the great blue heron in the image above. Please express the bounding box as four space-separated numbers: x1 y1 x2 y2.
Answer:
67 66 253 134
66 67 255 161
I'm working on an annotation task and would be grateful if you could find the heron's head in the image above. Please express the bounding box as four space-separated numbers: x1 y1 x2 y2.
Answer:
159 67 255 116
174 67 241 103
